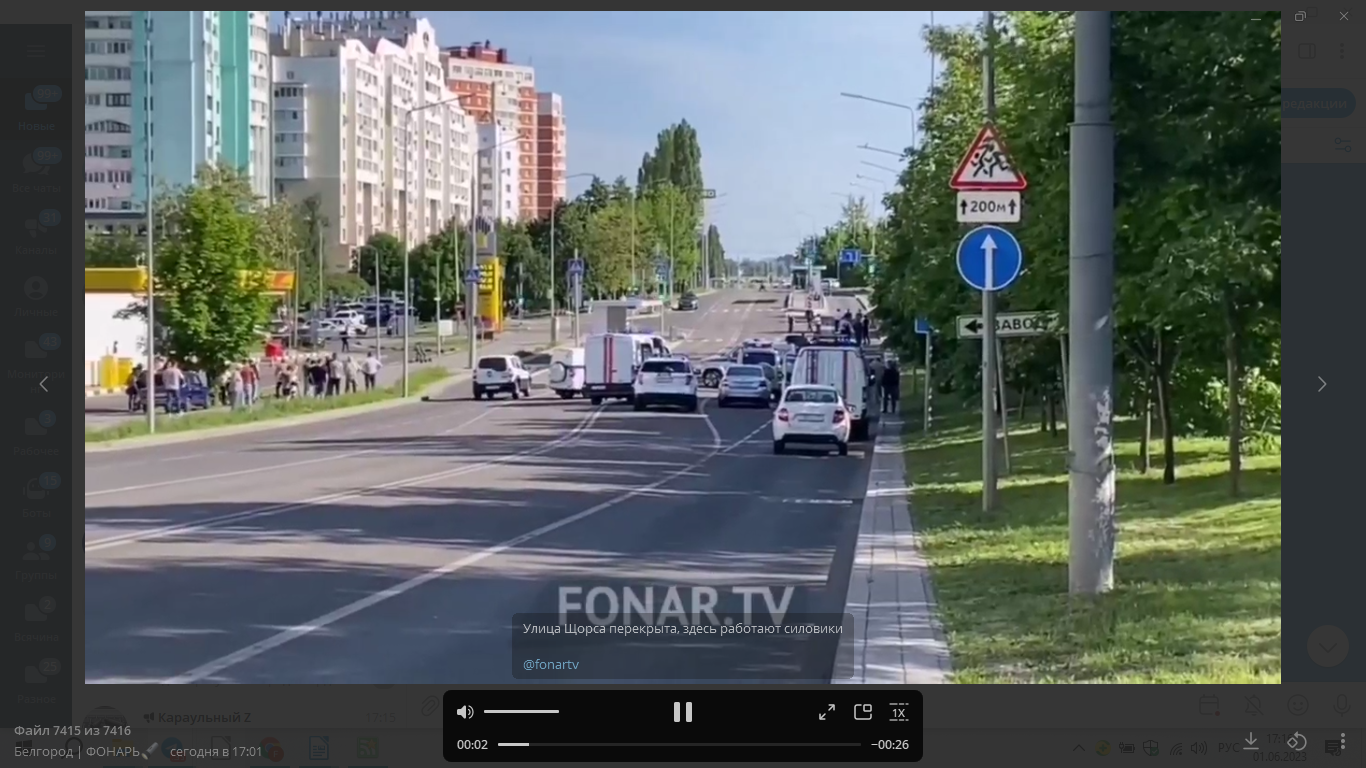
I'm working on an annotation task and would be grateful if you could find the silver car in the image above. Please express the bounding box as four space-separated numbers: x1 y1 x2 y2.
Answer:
717 365 772 408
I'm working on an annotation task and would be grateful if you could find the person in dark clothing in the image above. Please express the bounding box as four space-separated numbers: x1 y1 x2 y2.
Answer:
881 361 900 413
853 312 866 345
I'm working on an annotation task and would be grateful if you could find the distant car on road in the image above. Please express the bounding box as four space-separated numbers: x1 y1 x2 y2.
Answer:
473 355 532 400
633 357 699 412
676 292 699 311
717 365 771 408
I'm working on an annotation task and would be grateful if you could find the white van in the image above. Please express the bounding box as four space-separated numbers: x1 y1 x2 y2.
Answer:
548 347 586 399
789 345 873 440
584 332 672 405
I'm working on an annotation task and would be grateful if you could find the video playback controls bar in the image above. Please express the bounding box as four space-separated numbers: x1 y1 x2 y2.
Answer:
442 689 923 762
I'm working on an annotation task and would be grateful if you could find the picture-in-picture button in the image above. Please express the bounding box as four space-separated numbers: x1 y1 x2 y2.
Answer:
1307 625 1349 667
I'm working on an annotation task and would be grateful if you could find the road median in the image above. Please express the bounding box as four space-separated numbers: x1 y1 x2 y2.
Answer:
901 403 1281 684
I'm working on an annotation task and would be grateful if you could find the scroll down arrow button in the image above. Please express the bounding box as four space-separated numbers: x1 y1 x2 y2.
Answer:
1319 376 1327 392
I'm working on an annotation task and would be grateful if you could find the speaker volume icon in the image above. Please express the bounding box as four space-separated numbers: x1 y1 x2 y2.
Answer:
456 705 474 720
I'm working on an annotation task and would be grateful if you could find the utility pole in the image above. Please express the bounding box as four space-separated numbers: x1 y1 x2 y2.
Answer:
435 218 443 357
549 203 558 344
571 247 582 342
980 9 1000 512
1068 11 1117 595
142 14 155 434
373 245 381 358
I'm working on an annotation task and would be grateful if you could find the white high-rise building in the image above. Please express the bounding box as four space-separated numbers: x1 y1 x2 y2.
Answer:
272 11 473 270
476 122 521 222
83 12 135 214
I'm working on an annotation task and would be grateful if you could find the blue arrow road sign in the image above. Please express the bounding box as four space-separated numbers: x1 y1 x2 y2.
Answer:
840 248 862 265
956 225 1023 292
915 317 933 335
567 258 584 276
464 267 481 284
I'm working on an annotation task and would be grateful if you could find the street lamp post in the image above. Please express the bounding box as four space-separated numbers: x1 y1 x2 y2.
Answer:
841 91 917 149
857 143 904 158
141 16 155 434
861 160 901 175
401 93 466 397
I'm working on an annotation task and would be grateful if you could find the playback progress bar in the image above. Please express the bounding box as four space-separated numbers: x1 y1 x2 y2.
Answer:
497 737 857 743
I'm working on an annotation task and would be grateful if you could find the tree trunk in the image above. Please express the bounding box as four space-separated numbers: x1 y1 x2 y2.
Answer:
1154 330 1178 485
1224 289 1244 497
1139 375 1152 474
1047 390 1059 437
1039 389 1049 432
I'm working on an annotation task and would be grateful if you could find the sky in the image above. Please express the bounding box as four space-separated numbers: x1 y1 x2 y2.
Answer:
283 11 982 261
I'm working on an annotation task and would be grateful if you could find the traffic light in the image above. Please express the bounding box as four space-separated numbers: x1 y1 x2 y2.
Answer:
348 248 360 273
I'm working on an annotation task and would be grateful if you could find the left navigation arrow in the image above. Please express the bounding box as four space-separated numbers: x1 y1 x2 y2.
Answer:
39 376 47 392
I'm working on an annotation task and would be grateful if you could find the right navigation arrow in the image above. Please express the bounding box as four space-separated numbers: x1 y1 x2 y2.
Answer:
1319 376 1327 392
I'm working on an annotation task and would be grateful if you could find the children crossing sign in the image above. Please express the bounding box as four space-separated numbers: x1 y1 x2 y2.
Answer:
949 124 1028 191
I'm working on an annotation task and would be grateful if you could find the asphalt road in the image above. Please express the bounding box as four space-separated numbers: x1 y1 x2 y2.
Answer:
84 289 876 684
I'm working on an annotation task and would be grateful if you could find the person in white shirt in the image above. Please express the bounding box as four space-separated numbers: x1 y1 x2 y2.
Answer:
361 352 382 391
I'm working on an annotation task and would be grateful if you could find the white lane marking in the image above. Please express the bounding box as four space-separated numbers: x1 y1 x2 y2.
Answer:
85 406 607 553
699 396 722 450
86 370 555 493
158 415 775 684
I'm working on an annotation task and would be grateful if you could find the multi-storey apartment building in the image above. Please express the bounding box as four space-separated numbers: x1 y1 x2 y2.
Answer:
126 12 273 206
442 41 545 220
475 122 521 222
272 11 474 269
83 12 136 215
536 92 566 216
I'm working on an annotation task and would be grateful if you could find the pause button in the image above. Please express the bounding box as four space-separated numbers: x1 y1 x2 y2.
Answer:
673 701 693 723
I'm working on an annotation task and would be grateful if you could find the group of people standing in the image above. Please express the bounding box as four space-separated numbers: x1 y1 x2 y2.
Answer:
272 352 383 399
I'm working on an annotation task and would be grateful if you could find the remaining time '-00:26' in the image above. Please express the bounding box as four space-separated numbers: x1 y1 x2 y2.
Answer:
878 739 912 750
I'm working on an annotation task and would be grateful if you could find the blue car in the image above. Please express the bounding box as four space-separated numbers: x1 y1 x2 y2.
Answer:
135 371 212 413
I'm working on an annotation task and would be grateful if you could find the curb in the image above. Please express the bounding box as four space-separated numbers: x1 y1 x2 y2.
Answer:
84 341 578 453
85 387 121 397
833 417 952 684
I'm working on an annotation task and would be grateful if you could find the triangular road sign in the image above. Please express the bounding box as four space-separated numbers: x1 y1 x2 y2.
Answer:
949 124 1028 191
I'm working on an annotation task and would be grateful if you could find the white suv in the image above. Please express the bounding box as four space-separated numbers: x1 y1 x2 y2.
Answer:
633 357 699 412
474 355 532 400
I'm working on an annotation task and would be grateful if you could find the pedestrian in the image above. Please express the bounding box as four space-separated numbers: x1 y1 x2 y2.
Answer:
327 354 344 396
309 356 327 397
274 359 286 398
881 359 900 414
853 311 865 345
861 313 872 344
162 361 185 416
362 351 381 391
230 364 246 410
341 326 351 353
125 364 142 412
344 355 359 394
242 358 260 405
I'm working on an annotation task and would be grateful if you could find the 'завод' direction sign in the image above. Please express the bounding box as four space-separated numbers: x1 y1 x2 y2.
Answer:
957 311 1059 339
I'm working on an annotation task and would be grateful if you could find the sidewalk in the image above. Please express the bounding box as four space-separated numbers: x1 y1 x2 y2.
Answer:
834 415 953 684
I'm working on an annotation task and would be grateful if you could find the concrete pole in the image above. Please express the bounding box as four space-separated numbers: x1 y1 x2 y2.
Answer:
435 219 442 358
143 19 156 434
401 111 411 397
549 204 558 344
980 10 999 511
1068 11 1117 595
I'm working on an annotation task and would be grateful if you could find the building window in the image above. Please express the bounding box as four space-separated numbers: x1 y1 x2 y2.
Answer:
106 93 131 107
85 94 101 106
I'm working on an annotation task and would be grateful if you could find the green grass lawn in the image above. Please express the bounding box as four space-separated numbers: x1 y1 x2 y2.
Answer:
904 404 1281 684
85 367 452 444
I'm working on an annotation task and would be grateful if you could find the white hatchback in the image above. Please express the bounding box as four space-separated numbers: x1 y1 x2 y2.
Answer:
633 357 699 412
772 385 851 456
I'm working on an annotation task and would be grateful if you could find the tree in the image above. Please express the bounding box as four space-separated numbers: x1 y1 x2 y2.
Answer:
356 232 407 297
151 163 277 379
860 12 1279 488
85 230 143 266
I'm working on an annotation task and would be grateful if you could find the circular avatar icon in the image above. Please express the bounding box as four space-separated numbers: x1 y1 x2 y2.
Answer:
24 276 47 300
1096 740 1111 756
38 410 56 428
